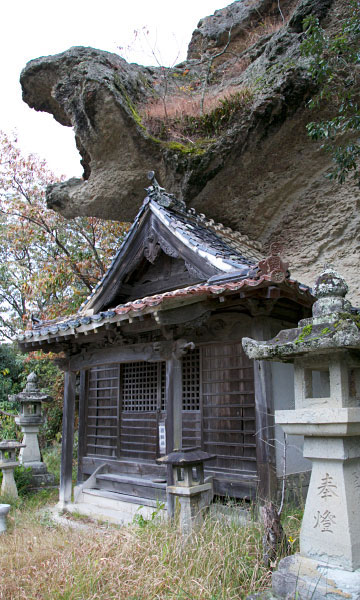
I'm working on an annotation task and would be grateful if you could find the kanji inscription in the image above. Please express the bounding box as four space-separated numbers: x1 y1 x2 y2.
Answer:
353 472 360 489
313 510 336 533
317 473 338 499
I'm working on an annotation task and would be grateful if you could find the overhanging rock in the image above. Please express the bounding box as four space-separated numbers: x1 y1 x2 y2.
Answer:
20 0 334 224
20 0 360 307
20 46 165 220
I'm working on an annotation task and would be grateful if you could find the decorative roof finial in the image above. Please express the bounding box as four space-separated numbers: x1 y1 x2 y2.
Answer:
257 241 289 283
145 171 186 212
146 170 164 196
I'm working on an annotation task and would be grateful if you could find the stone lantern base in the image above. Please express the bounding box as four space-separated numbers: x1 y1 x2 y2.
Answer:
272 554 360 600
167 481 213 533
26 461 56 490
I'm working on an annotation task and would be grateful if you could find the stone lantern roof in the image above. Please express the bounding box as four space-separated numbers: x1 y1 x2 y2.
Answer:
242 267 360 362
10 372 52 405
0 440 25 454
157 447 215 466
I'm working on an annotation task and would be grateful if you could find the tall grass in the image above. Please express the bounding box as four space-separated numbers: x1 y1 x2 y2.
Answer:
0 496 301 600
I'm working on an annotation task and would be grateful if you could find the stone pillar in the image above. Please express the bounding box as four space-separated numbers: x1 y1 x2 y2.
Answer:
283 351 360 571
0 441 25 498
157 447 214 534
242 268 360 599
18 423 41 464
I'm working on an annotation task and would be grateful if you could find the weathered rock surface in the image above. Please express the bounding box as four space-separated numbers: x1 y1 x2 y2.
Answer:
20 0 360 304
21 47 165 218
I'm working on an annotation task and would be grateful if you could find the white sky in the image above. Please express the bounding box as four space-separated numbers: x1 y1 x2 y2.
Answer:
2 0 231 178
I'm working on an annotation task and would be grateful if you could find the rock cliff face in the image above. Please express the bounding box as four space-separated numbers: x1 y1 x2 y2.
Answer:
20 0 360 304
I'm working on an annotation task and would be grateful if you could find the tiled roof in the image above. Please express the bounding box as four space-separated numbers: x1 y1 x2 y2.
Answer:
16 274 313 347
151 202 263 266
16 182 314 349
80 186 264 312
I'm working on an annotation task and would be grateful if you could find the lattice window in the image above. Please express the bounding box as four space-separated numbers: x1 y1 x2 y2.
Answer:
182 348 200 411
122 361 165 412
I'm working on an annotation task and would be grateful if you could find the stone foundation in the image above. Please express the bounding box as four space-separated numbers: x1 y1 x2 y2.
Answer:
26 462 56 490
273 554 360 600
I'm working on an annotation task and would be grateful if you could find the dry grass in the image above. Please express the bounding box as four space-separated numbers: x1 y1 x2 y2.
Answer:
0 495 301 600
142 86 254 143
245 15 287 47
142 84 251 123
137 4 295 143
143 94 201 122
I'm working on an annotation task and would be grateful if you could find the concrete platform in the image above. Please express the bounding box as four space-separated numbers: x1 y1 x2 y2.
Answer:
62 488 167 526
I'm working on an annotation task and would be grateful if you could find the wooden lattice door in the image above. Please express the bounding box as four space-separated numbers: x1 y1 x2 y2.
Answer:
119 361 165 460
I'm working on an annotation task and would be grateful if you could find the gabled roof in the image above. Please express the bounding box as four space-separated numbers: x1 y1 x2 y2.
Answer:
80 181 264 314
15 180 315 351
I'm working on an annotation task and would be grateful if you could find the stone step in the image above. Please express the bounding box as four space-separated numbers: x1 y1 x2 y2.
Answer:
97 473 166 486
82 457 166 479
95 473 167 501
83 487 165 508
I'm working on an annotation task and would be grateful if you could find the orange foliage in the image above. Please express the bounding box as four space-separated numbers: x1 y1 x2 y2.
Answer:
0 131 129 340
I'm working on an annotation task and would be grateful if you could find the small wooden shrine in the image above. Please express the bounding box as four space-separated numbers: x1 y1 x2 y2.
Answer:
16 177 314 521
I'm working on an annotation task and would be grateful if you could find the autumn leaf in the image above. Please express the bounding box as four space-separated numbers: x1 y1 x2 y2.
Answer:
0 130 129 340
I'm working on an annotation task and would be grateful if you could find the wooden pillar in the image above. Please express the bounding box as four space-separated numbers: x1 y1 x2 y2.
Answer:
166 355 183 517
166 356 182 453
77 369 87 485
252 318 277 502
59 370 76 508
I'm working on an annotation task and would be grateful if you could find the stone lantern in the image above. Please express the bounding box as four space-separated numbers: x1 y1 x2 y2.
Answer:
242 267 360 599
157 447 215 533
0 440 25 498
10 372 55 488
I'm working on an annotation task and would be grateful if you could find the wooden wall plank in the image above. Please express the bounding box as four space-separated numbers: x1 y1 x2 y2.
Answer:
70 342 174 371
201 342 257 476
